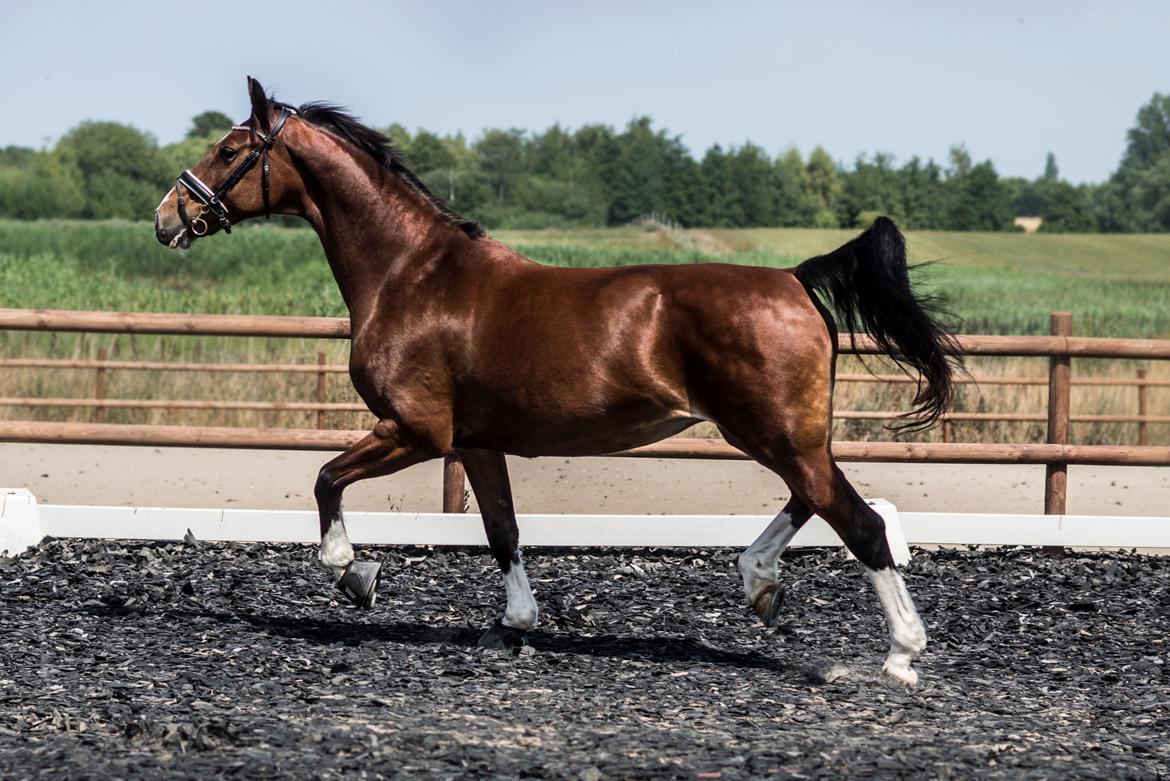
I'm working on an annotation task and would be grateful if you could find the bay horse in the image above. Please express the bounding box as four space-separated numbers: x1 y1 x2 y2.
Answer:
155 77 961 686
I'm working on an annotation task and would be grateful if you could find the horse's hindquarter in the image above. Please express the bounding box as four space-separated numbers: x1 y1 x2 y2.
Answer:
667 263 836 453
452 260 832 457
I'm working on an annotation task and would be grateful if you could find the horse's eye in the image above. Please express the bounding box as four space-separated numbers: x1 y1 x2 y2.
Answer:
219 147 239 163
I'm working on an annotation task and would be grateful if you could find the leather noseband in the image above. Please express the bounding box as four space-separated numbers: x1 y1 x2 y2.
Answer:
176 107 293 236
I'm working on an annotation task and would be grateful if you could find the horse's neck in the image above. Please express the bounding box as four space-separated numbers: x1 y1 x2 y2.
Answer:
297 146 460 325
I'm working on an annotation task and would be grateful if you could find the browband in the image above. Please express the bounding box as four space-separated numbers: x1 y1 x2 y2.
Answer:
176 107 294 236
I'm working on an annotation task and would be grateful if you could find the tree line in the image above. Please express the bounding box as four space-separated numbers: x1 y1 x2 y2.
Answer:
2 93 1168 233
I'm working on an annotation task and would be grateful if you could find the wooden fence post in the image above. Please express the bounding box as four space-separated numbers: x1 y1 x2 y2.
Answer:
1044 312 1072 518
316 351 327 430
1137 367 1148 447
94 347 107 423
442 453 466 513
942 418 953 444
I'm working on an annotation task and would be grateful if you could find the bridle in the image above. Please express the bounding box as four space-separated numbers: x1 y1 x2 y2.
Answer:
175 107 294 236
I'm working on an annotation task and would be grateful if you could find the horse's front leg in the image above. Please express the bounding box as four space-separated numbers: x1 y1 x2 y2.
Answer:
315 419 432 607
458 448 538 649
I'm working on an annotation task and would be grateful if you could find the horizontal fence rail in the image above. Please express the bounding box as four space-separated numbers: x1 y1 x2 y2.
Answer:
2 307 1169 518
0 309 351 339
4 307 1170 358
835 372 1170 388
0 398 369 412
2 359 1166 386
1 397 1165 425
1 423 1168 466
0 358 351 373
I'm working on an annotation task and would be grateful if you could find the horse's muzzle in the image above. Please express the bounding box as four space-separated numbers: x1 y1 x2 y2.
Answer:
155 211 192 250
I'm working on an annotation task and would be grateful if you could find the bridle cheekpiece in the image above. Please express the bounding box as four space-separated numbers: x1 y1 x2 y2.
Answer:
176 106 294 236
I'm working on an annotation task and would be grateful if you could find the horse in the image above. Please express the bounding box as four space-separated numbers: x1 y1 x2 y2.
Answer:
154 77 962 686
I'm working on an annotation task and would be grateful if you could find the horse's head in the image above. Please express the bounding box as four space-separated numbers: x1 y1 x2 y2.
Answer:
155 77 299 249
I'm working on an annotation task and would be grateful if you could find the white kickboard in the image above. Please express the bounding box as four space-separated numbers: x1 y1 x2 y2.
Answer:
0 488 42 558
6 487 1168 557
2 489 908 561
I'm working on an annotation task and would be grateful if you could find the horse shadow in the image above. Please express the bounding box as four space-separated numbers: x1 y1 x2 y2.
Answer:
83 602 796 675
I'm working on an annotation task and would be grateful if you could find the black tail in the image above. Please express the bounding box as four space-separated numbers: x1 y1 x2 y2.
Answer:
793 217 963 431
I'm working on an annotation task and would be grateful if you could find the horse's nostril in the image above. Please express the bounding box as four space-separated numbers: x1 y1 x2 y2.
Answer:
154 209 160 231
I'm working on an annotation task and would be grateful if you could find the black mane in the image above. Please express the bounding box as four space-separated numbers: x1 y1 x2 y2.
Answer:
275 99 484 239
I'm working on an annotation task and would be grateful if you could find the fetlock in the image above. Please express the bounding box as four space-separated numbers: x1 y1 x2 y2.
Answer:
319 519 354 580
893 621 927 657
738 551 778 605
502 601 538 631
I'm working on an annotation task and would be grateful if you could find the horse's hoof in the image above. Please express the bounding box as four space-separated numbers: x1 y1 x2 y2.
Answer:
478 619 528 650
881 661 919 687
336 560 381 609
752 584 785 627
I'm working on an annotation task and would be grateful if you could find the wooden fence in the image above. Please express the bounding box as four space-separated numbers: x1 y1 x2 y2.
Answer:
1 308 1168 516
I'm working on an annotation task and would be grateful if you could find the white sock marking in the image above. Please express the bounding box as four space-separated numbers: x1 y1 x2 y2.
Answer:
501 554 539 630
738 509 798 604
868 567 927 685
319 518 354 580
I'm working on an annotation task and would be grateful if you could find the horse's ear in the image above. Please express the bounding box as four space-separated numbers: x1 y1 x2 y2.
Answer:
246 76 271 132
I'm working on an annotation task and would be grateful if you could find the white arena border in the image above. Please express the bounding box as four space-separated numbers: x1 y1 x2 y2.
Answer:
4 488 1169 559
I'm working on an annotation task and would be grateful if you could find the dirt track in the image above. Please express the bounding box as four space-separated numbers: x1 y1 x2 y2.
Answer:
3 443 1169 517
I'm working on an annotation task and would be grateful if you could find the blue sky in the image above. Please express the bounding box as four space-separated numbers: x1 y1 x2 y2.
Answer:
1 0 1167 183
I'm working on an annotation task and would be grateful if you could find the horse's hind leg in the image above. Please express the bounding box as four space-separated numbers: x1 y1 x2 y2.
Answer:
728 412 927 683
315 419 430 607
779 449 927 685
458 448 538 649
738 496 813 626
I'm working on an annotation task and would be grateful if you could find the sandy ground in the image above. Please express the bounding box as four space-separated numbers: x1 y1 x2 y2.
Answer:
3 443 1168 516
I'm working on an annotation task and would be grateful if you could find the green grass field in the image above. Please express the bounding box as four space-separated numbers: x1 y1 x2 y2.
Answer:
1 219 1169 337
